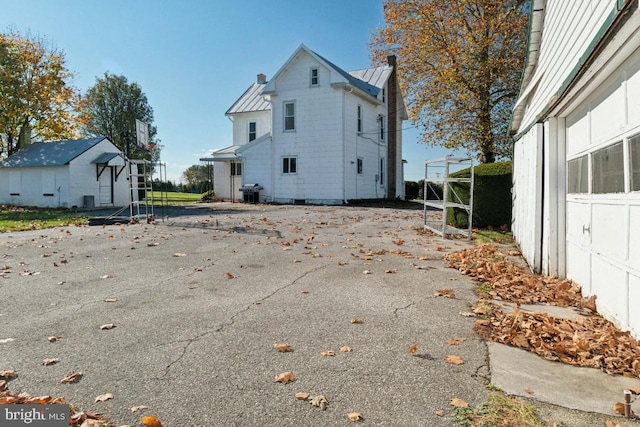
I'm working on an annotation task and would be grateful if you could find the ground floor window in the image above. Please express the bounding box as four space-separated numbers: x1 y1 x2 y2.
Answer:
568 155 588 194
630 133 640 191
231 162 242 176
379 158 385 185
283 156 297 174
592 141 624 194
357 158 363 174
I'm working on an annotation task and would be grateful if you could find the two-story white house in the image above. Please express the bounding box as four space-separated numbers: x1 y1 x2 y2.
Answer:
202 44 406 204
510 1 640 337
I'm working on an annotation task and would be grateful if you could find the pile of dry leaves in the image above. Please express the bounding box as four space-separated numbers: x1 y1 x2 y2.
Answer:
444 244 640 379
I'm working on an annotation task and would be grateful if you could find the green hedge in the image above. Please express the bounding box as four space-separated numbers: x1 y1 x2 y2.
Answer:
446 161 512 229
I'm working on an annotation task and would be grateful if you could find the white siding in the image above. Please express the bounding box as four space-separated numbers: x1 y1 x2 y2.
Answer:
240 137 273 202
518 1 617 131
231 111 271 147
212 162 243 202
512 124 543 271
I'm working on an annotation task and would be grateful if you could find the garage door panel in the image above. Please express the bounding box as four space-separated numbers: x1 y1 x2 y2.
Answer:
630 275 640 336
630 205 640 263
566 201 591 243
591 203 626 259
566 243 591 295
591 75 625 144
591 256 627 326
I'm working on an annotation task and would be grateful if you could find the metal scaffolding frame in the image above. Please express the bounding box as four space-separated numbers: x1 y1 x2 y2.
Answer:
423 156 474 239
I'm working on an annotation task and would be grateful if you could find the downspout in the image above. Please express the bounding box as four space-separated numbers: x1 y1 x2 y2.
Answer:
343 87 353 204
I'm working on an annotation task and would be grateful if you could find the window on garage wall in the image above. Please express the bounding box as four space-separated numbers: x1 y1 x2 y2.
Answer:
631 133 640 192
568 155 588 193
592 141 624 194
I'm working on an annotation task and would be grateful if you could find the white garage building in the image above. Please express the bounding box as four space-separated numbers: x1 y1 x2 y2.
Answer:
511 0 640 337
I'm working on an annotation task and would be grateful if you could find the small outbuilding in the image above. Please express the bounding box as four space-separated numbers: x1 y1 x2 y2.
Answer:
0 137 132 209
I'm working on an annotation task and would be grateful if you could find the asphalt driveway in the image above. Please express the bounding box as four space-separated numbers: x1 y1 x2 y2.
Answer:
0 203 488 426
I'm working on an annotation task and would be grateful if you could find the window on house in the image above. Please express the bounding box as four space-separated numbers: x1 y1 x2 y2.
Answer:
310 68 319 86
283 157 297 174
231 162 242 176
357 158 363 174
357 105 362 133
382 88 386 103
379 158 385 185
630 133 640 192
379 115 385 141
592 141 624 194
249 122 256 142
568 155 588 194
284 102 295 131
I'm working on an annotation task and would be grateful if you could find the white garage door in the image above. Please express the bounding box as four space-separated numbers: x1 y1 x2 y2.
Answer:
565 52 640 335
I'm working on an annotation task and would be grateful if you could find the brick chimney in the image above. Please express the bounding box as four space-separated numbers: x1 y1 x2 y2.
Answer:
257 73 267 84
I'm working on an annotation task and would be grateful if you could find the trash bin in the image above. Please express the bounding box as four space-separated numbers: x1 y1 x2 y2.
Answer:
239 184 263 204
83 195 95 209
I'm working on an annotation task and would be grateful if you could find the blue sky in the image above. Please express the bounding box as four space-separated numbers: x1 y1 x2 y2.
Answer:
1 0 461 184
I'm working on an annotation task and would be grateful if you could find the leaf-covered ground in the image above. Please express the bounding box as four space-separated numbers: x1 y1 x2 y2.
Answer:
444 244 640 379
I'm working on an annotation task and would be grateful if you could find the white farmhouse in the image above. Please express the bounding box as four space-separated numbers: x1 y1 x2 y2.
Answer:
0 137 131 208
510 1 640 336
202 44 407 204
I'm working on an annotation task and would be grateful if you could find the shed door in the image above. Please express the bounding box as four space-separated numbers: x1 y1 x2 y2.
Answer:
98 167 114 205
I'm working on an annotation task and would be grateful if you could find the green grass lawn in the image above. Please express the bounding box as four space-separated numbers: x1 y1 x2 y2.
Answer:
144 191 202 205
0 206 89 233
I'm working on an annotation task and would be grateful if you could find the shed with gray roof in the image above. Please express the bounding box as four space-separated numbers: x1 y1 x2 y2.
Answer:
0 137 132 208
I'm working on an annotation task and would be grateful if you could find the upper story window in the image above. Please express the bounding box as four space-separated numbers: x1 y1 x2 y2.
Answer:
357 158 363 174
379 115 385 141
284 101 295 131
249 122 256 142
310 68 319 86
382 88 386 103
357 105 362 133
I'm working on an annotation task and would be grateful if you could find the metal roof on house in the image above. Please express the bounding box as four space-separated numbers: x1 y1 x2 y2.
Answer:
312 51 382 98
226 83 270 115
349 67 392 90
0 137 108 168
200 145 242 161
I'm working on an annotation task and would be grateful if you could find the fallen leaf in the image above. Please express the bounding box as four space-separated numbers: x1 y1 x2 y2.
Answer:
435 288 455 298
61 371 82 383
628 388 640 395
407 343 419 354
42 358 60 366
274 343 293 352
146 242 159 247
459 311 476 317
384 269 397 274
48 336 62 342
94 393 113 402
320 350 335 356
130 405 148 413
445 355 464 365
612 402 625 415
435 410 444 417
100 323 116 330
604 418 622 427
79 420 105 427
295 392 310 400
141 415 163 427
274 371 295 384
310 395 328 410
524 388 534 394
0 370 17 379
350 318 363 324
101 274 113 279
347 412 364 421
362 270 372 275
172 253 187 257
104 298 118 303
226 272 236 279
445 337 466 346
0 380 6 391
449 398 468 408
0 338 15 344
340 346 352 352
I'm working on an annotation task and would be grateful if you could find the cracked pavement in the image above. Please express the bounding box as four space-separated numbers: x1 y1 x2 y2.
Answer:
0 203 488 426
